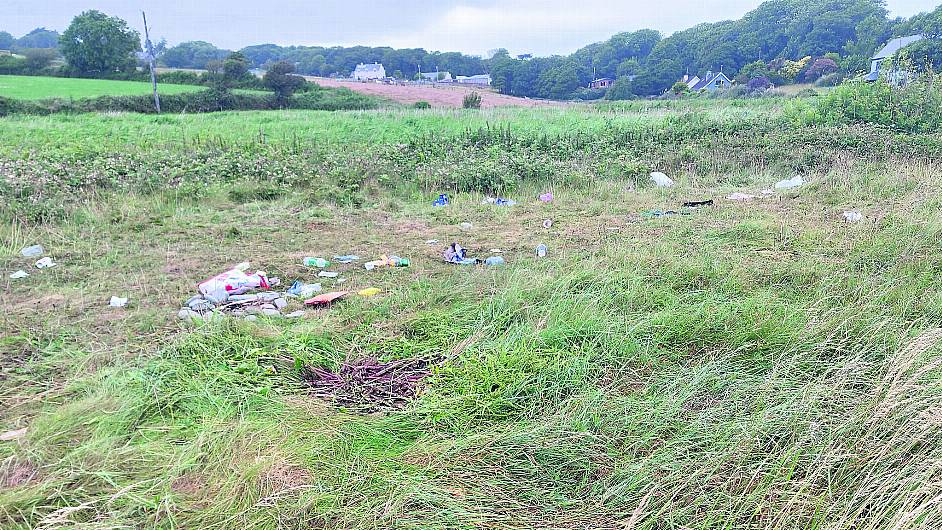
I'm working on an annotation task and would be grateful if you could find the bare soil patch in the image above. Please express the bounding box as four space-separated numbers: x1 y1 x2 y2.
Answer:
307 77 567 109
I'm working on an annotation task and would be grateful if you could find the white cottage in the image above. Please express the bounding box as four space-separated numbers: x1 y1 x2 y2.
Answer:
352 63 386 81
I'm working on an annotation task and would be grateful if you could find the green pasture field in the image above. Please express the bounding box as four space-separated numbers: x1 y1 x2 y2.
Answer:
0 74 205 100
1 101 941 529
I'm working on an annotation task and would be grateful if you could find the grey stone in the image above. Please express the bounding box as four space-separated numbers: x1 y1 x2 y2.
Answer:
188 299 214 311
261 303 276 310
244 315 258 322
273 298 288 310
261 308 282 317
258 292 281 302
177 308 201 321
285 310 305 319
228 294 259 303
245 306 263 315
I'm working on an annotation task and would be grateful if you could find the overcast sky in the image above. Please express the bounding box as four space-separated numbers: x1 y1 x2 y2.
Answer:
5 0 937 56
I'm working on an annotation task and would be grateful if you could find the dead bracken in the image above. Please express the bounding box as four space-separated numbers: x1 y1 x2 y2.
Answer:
300 357 434 411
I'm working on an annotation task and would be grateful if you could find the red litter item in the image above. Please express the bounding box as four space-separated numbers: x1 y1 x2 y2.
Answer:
305 291 349 306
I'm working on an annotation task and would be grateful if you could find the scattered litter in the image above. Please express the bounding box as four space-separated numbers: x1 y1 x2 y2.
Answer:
683 199 714 208
303 257 330 268
301 357 433 411
337 278 347 284
305 291 349 306
9 270 28 279
842 211 863 223
0 428 28 441
489 248 502 253
358 287 381 297
20 245 43 258
198 263 272 304
483 197 517 206
542 219 554 229
539 192 554 203
536 243 548 257
444 243 477 265
459 222 473 231
727 192 757 201
287 281 322 298
761 189 774 196
333 255 360 264
650 172 674 187
774 176 805 190
318 271 340 278
484 256 505 266
433 194 450 207
426 239 439 245
642 210 690 218
35 257 56 269
109 296 128 308
364 255 410 270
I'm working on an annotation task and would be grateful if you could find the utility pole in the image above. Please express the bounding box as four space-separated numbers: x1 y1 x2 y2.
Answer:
142 11 160 113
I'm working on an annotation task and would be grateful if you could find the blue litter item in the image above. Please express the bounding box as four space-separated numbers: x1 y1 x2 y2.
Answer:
495 198 514 206
433 194 450 207
484 256 505 266
333 255 360 263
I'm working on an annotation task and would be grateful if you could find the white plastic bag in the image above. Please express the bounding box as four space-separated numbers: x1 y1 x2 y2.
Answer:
198 263 271 303
650 172 674 187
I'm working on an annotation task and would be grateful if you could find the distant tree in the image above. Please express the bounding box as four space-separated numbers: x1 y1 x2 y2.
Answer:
15 28 60 49
0 31 14 50
161 41 230 69
60 11 140 76
392 69 403 79
747 76 774 91
671 81 690 94
437 71 447 81
604 77 635 100
222 52 251 85
804 57 839 81
22 48 58 71
735 60 771 83
204 59 223 76
616 58 641 78
264 61 305 101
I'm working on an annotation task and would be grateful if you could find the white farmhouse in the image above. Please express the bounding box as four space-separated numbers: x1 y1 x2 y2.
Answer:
352 63 386 81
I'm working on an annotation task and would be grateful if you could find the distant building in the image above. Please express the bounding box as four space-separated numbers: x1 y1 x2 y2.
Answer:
352 63 386 81
0 50 12 57
455 74 492 86
688 71 732 91
681 74 701 90
589 77 614 89
866 34 924 82
418 71 453 82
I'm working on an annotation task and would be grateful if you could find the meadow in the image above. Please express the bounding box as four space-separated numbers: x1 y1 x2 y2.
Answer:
0 74 203 100
1 97 941 529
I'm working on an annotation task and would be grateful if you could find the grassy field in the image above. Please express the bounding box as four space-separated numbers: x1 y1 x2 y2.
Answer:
1 100 941 529
0 75 205 100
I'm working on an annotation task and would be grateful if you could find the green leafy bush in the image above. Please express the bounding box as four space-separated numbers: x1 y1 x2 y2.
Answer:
786 77 942 133
413 101 431 109
462 91 482 109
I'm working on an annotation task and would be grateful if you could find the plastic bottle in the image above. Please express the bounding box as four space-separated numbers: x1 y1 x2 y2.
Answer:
484 256 505 266
303 257 330 268
536 244 547 257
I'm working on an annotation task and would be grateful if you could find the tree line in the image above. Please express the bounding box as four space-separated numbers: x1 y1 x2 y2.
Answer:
2 0 940 100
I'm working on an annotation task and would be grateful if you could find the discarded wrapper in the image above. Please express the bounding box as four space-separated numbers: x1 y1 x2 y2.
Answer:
305 291 349 306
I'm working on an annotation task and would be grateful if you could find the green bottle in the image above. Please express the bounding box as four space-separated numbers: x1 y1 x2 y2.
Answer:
303 257 330 268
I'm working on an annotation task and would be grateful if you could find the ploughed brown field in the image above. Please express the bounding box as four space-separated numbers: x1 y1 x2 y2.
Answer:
305 76 567 108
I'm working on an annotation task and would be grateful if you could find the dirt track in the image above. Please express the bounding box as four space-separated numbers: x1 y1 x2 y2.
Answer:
306 77 565 108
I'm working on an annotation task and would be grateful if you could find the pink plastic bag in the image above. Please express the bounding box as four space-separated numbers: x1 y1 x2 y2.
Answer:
539 192 553 203
198 263 271 303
